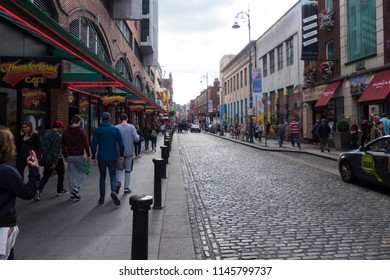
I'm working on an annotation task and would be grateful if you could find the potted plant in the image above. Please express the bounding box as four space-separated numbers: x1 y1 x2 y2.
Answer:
334 120 351 150
303 64 317 88
319 61 334 80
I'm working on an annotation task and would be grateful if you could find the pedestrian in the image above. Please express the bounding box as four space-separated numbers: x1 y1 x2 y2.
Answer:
265 120 271 140
115 113 139 195
370 119 384 141
380 113 390 135
284 119 289 141
311 120 320 147
359 115 369 146
15 121 40 181
142 124 151 150
134 125 143 158
150 123 158 152
91 112 124 206
350 120 359 149
0 126 40 260
318 119 331 153
35 120 67 201
257 121 264 142
275 121 285 147
61 114 91 200
289 117 300 148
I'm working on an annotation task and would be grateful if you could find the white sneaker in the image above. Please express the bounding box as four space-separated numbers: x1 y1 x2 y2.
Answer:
34 191 40 201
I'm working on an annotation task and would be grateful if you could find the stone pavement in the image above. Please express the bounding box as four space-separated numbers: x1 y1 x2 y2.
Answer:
14 132 195 260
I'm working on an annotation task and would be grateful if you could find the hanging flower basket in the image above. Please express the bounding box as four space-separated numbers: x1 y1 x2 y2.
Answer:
303 64 317 88
318 9 335 31
145 109 154 114
128 105 145 112
319 61 334 80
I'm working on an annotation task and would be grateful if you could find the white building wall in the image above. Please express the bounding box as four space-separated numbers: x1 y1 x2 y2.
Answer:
255 2 304 122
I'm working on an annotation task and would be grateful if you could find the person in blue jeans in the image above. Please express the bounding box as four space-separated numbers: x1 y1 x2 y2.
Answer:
91 112 124 206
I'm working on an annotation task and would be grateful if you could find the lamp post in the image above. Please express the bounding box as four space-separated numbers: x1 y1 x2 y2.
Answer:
200 73 209 126
232 10 253 143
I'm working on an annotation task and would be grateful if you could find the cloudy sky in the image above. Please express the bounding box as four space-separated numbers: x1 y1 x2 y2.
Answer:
158 0 300 105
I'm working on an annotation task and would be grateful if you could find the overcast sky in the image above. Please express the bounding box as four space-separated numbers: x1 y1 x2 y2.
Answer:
158 0 299 105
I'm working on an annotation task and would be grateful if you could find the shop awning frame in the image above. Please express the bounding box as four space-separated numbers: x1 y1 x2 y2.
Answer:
0 0 163 111
315 81 341 108
358 70 390 103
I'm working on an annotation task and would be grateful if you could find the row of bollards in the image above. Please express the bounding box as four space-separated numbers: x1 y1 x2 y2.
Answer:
129 130 173 260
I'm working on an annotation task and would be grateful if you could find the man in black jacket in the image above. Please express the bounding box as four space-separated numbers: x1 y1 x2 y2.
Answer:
318 119 331 152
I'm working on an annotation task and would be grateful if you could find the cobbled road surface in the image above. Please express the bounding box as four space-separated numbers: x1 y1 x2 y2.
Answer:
177 132 390 260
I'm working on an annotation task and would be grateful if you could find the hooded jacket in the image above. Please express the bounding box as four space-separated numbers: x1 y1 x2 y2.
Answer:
62 125 91 158
91 120 124 161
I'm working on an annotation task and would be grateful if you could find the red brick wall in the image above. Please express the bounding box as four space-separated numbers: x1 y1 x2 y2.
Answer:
50 88 69 129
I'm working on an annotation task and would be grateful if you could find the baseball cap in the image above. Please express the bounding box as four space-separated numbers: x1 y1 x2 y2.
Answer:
53 120 64 128
119 113 128 121
102 112 111 119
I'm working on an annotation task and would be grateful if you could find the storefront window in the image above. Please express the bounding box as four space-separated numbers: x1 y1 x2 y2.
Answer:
0 88 17 135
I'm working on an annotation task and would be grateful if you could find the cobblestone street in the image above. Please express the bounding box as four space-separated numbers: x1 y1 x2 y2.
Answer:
178 132 390 260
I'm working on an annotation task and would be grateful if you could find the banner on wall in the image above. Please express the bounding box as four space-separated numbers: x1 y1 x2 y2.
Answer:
207 100 213 113
252 67 262 95
301 0 318 60
0 58 62 89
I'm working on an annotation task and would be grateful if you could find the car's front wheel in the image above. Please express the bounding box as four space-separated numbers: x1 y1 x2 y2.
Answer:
339 160 355 183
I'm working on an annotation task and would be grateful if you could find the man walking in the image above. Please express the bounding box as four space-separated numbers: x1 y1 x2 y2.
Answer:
62 114 91 200
115 113 139 194
318 119 331 153
289 117 300 149
35 120 67 201
91 112 124 206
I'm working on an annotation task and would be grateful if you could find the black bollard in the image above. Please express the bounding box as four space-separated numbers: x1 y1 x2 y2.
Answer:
164 137 171 151
160 145 169 165
152 158 164 209
129 195 153 260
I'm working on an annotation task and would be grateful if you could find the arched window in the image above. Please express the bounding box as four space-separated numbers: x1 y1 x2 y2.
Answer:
69 17 110 63
115 58 132 82
134 75 143 92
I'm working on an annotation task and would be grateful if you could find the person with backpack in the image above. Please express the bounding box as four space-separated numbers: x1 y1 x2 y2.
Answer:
275 121 285 147
35 121 67 201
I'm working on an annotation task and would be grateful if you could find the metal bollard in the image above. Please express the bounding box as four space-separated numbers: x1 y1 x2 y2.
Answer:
164 137 171 151
129 195 153 260
152 158 164 209
160 145 169 165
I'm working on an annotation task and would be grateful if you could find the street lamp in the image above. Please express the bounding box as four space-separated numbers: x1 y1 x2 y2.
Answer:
200 73 209 125
232 10 254 143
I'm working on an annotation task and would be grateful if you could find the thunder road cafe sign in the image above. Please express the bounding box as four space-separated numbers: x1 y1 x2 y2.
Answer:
0 58 62 89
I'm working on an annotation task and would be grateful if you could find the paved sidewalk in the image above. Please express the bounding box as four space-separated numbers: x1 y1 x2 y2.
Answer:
14 133 195 260
208 132 340 161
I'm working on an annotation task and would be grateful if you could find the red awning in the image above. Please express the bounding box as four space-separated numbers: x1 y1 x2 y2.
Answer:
358 70 390 102
315 81 341 107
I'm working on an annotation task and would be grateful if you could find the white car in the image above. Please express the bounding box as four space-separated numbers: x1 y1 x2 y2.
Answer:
191 124 201 133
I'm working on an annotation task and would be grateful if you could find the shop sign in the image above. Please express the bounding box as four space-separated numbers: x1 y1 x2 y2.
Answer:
101 95 126 106
302 84 327 102
350 74 370 95
22 88 46 116
0 59 62 89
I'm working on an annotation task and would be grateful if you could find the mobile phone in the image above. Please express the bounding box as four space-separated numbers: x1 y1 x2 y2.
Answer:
29 150 36 161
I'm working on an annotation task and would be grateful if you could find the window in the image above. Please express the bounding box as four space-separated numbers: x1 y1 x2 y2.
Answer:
240 71 243 88
326 0 333 10
347 0 376 61
244 68 247 86
236 73 239 89
286 38 294 66
115 58 132 82
277 44 283 71
326 41 334 61
269 50 275 74
116 21 133 48
262 55 267 77
69 18 109 63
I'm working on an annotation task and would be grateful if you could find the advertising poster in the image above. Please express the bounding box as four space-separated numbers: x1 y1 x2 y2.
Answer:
301 0 318 60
